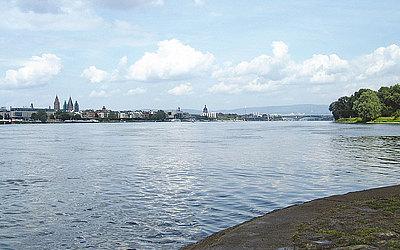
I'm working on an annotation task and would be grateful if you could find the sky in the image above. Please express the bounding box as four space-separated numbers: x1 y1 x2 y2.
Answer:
1 0 400 111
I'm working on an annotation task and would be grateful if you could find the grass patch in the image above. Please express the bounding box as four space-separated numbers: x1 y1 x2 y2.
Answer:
355 219 367 224
337 117 363 123
292 231 300 240
315 229 345 238
366 198 400 215
372 116 400 123
354 227 383 237
389 241 400 248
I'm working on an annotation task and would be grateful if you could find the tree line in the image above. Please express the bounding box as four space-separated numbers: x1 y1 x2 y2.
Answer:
329 84 400 122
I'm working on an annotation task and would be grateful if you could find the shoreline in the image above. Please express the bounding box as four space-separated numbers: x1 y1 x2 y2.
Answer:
182 185 400 249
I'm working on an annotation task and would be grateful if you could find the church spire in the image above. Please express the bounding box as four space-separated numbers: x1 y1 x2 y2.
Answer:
54 95 60 111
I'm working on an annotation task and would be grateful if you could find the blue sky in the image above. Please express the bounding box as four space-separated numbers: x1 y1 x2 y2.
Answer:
1 0 400 111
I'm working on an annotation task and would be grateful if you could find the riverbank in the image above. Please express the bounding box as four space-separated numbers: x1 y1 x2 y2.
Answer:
337 116 400 124
182 185 400 249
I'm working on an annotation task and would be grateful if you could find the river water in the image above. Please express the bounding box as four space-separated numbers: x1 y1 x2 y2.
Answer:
0 121 399 249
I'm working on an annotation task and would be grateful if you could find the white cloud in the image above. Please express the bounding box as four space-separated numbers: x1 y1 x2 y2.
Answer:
89 90 107 97
114 20 140 35
212 42 400 95
168 82 193 95
0 1 104 31
1 54 61 88
93 0 163 10
127 87 146 95
209 12 222 17
81 66 110 83
194 0 205 6
356 44 400 79
208 82 241 94
126 39 215 81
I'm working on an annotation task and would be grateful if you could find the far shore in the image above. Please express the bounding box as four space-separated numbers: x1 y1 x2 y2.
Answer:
182 185 400 249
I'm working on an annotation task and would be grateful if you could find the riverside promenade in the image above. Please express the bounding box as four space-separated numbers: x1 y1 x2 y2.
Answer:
182 185 400 249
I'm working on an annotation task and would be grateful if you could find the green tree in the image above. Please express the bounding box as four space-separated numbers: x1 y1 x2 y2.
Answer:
31 113 38 121
109 112 118 120
36 110 48 123
150 110 166 121
73 113 82 120
329 96 352 120
378 84 400 116
352 89 382 122
55 111 73 121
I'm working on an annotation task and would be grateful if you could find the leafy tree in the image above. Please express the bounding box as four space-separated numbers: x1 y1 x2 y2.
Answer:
150 110 166 121
352 89 382 122
329 96 352 120
31 113 38 121
74 113 82 120
378 84 400 116
109 112 118 120
37 110 48 123
55 111 73 121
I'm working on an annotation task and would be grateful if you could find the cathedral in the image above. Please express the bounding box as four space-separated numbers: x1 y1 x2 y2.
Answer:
54 95 79 112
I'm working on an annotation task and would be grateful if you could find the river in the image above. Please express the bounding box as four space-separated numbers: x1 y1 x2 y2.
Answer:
0 121 399 249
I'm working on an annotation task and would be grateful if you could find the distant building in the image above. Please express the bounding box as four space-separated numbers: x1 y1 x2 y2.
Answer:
54 95 60 111
74 101 79 112
9 107 55 121
67 97 74 111
96 106 110 118
202 105 208 116
63 100 67 111
201 105 217 119
81 109 96 119
167 107 184 119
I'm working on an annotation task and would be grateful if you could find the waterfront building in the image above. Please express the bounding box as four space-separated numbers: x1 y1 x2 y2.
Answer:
74 101 79 112
0 107 9 119
202 105 208 116
167 107 184 119
96 106 110 118
81 109 96 119
9 107 55 121
54 95 60 111
67 97 74 111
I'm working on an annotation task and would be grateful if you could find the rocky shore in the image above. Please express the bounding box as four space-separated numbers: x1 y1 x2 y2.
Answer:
182 185 400 249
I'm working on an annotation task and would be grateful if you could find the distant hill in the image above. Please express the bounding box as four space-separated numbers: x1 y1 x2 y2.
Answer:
182 104 330 115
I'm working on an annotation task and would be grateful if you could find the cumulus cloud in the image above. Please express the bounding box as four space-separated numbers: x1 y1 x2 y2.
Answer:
356 44 400 79
16 0 62 14
194 0 205 6
127 87 146 95
85 39 215 83
93 0 164 10
1 54 62 88
126 39 215 81
89 90 107 97
0 0 104 31
168 83 193 95
211 42 400 95
208 82 241 94
81 66 110 83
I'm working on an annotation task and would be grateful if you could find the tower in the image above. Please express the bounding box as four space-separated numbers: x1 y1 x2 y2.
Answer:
67 97 73 111
74 101 79 112
54 95 60 111
63 100 67 111
202 105 208 117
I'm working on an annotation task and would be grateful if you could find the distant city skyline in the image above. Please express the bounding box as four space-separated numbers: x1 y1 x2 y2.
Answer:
0 1 400 110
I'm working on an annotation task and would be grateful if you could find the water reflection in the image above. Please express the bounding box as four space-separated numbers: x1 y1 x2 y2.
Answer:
0 122 399 248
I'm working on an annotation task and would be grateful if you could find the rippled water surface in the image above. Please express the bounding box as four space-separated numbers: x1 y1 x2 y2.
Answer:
0 122 399 249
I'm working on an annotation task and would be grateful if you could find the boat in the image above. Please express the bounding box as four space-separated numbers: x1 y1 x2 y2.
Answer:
0 119 11 124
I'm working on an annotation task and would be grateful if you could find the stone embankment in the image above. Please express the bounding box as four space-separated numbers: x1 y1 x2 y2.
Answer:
182 185 400 249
